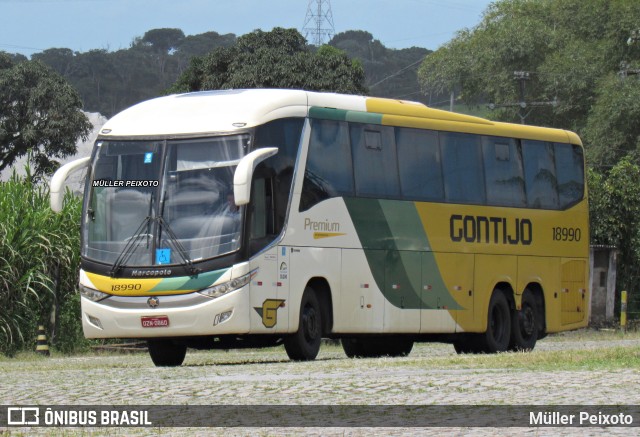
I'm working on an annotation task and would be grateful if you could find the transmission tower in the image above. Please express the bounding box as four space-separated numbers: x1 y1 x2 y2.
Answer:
302 0 335 46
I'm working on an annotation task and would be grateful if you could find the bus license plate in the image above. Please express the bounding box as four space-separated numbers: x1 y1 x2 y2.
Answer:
141 316 169 328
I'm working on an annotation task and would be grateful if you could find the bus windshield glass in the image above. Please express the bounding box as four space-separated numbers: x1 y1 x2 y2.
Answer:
83 135 249 267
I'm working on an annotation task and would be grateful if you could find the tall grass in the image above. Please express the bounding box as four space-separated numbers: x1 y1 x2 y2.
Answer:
0 170 83 356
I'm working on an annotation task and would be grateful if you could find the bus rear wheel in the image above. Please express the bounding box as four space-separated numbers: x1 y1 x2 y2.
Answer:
509 291 538 351
284 287 322 361
342 336 413 358
147 339 187 367
453 334 482 354
478 290 511 353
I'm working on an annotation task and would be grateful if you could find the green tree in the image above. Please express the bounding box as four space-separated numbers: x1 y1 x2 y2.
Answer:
169 28 367 95
174 31 236 72
583 73 640 167
141 28 185 54
0 54 91 176
588 158 640 302
32 48 78 78
329 31 430 102
417 0 640 148
140 28 185 84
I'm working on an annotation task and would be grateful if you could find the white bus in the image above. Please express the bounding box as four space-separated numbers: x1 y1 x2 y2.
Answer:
51 89 589 366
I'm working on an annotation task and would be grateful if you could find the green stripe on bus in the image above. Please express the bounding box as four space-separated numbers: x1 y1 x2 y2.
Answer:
149 268 227 292
344 197 462 310
309 107 349 121
309 107 383 125
345 111 383 125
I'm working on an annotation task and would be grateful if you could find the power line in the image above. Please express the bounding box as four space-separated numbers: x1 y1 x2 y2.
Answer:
368 56 426 89
0 43 47 52
487 71 557 124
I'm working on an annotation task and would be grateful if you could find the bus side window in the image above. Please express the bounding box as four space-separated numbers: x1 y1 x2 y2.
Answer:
254 118 304 232
522 140 559 209
350 124 400 198
300 119 354 211
482 136 526 207
441 132 485 204
554 143 585 208
249 176 276 255
396 127 444 201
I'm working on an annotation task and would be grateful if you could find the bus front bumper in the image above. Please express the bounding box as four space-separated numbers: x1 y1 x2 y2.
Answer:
81 287 250 338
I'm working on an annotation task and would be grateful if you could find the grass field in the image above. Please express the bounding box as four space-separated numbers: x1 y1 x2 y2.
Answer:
2 328 639 372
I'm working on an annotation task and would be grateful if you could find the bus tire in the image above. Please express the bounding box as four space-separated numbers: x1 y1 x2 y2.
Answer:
453 334 482 354
147 339 187 367
284 286 322 361
384 337 414 357
341 338 365 358
341 336 413 358
478 290 511 353
509 291 538 351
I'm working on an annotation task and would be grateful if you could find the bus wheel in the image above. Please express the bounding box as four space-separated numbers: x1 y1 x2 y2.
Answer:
479 290 511 353
147 339 187 367
383 337 413 357
453 334 481 354
509 291 538 351
341 337 413 358
285 287 322 361
341 338 364 358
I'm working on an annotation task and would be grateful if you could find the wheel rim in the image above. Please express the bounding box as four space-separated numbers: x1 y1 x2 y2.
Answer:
302 305 319 343
520 303 536 339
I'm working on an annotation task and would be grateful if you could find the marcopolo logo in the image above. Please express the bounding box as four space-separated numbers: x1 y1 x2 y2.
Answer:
449 214 533 246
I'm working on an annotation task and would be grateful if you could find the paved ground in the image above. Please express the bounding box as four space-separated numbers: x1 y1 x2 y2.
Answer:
0 331 639 436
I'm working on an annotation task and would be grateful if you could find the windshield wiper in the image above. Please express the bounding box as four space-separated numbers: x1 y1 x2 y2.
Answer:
109 216 152 277
157 216 200 276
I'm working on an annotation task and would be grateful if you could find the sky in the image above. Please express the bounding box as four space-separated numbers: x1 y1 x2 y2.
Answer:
0 0 494 57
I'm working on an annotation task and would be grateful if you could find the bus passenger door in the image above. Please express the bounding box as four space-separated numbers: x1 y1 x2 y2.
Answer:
250 246 289 334
248 176 289 334
274 246 290 333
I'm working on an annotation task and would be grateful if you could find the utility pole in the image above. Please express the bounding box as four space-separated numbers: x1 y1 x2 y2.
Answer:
619 30 640 79
487 71 557 124
302 0 335 46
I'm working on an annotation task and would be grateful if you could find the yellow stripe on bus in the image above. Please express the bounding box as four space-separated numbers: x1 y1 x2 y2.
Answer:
86 272 163 295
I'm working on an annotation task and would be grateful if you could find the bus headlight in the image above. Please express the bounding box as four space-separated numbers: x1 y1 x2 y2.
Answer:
199 269 257 299
80 284 109 302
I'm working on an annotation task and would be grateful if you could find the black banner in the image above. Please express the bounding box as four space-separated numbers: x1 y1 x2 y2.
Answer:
1 405 638 428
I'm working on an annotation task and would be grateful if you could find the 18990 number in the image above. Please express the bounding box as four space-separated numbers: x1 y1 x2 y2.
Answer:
552 227 581 242
111 283 142 292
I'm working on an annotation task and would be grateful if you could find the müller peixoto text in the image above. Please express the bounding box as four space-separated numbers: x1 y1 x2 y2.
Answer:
530 411 634 426
92 179 159 187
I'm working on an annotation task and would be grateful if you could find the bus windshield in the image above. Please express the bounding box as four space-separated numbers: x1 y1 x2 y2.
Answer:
83 135 249 267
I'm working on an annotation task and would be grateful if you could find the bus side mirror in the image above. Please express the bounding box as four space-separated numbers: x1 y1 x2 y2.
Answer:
50 157 91 213
233 147 278 205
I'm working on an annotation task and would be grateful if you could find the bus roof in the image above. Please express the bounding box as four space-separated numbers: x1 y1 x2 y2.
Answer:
98 89 581 145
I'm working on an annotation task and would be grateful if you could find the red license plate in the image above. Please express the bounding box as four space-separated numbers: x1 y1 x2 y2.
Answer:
141 316 169 328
